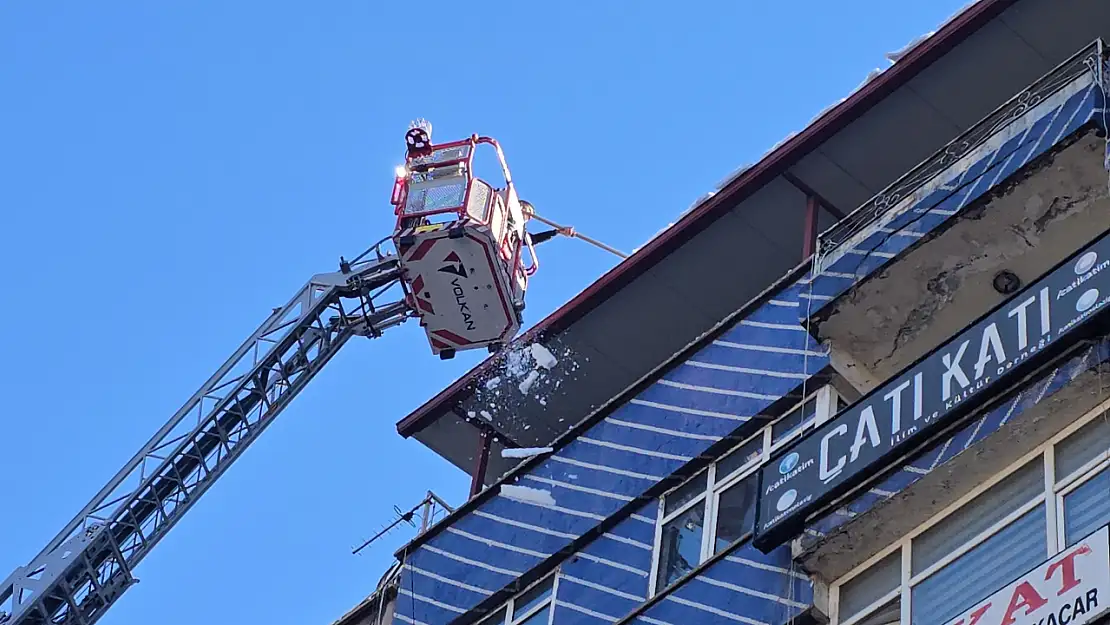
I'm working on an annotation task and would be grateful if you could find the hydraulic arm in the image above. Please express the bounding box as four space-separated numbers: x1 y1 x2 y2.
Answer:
0 244 407 625
0 122 627 625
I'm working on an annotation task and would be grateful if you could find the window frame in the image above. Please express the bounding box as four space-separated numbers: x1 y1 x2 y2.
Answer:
830 397 1110 625
648 385 843 595
479 572 560 625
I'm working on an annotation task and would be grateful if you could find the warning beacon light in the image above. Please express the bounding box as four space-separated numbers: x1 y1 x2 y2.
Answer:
390 120 539 360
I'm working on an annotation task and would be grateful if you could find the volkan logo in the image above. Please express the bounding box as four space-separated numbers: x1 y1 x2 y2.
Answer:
1077 288 1100 312
776 489 798 512
1076 251 1099 275
779 452 800 475
438 251 468 278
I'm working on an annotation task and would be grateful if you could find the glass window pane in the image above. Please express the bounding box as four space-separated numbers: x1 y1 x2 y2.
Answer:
664 470 707 517
1063 466 1110 546
913 459 1043 574
512 577 552 621
514 606 550 625
1056 413 1110 480
911 505 1047 625
716 435 764 481
839 551 900 620
655 504 706 592
772 397 818 445
477 607 507 625
850 598 900 625
713 475 757 553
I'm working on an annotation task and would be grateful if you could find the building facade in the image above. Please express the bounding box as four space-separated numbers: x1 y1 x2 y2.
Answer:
336 5 1110 625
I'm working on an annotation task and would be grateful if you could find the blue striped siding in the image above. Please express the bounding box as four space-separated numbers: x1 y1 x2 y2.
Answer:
555 506 657 623
393 65 1110 625
631 545 810 625
395 290 822 623
805 340 1110 541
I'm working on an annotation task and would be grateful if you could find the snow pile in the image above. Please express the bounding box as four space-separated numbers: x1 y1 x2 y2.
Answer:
501 447 553 459
465 339 585 435
886 32 934 64
500 484 556 506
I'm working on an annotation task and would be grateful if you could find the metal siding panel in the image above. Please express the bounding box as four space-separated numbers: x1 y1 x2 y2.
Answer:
788 150 878 209
569 273 718 374
1000 0 1110 64
558 437 683 480
631 544 811 625
734 178 810 252
907 18 1053 129
606 401 738 439
647 209 797 324
662 364 804 400
530 455 654 498
580 420 716 462
484 493 607 536
409 526 542 578
631 385 758 425
557 575 643 620
818 88 963 192
554 600 622 623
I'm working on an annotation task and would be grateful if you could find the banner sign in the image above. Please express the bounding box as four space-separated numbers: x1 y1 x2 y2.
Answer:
943 525 1110 625
753 228 1110 552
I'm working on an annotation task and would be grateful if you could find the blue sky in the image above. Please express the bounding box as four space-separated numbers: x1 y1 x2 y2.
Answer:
0 2 971 624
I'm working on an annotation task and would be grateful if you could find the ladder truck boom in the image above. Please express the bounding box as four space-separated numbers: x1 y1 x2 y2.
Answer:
1 122 623 625
1 248 406 625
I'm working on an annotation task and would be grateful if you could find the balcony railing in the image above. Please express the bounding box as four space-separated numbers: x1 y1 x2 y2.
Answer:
815 39 1107 271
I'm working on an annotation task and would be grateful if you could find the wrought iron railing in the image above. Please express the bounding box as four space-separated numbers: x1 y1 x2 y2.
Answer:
816 38 1107 267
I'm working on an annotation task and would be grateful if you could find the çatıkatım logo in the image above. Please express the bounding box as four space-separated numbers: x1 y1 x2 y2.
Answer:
779 452 800 475
1075 251 1099 275
1078 289 1101 312
776 489 798 512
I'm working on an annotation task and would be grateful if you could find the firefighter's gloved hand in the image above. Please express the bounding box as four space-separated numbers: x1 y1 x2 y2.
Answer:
530 229 561 245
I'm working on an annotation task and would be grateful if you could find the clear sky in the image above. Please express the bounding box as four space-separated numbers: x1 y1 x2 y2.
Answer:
0 2 972 624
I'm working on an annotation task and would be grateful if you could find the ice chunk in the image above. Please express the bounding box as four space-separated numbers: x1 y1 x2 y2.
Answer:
885 32 933 64
484 376 501 389
501 447 554 459
529 343 558 370
479 410 493 421
518 370 540 394
500 484 556 506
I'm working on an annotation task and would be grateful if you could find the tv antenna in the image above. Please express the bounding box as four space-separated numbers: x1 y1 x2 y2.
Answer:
353 491 454 555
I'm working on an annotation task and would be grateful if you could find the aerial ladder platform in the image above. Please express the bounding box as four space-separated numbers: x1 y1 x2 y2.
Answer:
0 121 622 625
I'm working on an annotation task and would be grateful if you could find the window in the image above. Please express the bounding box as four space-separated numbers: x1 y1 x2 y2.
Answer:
478 574 557 625
651 386 843 595
831 402 1110 625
